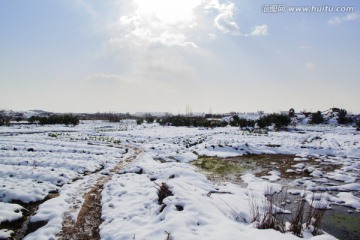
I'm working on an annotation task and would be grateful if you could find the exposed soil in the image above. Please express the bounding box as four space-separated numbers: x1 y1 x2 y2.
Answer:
58 176 110 240
57 147 142 240
192 154 342 183
192 155 252 184
0 192 59 240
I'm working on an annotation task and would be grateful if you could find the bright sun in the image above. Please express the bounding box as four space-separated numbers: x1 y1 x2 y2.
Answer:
133 0 202 24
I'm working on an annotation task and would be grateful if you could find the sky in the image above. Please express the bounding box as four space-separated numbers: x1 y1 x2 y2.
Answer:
0 0 359 114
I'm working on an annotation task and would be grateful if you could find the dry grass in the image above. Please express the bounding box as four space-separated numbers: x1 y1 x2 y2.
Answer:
249 187 326 237
155 182 173 204
155 182 174 213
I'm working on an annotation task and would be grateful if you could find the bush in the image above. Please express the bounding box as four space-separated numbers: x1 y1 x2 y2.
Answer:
0 114 10 126
15 117 23 122
272 114 291 129
257 114 291 130
145 115 155 123
337 109 353 124
356 121 360 131
62 114 80 126
27 114 79 126
230 116 255 128
28 116 37 124
230 115 240 127
310 111 324 124
257 116 272 129
158 116 227 128
239 119 256 128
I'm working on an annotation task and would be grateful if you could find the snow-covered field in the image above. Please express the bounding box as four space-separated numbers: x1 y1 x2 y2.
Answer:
1 121 359 239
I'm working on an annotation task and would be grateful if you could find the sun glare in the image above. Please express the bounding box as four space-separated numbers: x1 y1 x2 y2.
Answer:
133 0 202 24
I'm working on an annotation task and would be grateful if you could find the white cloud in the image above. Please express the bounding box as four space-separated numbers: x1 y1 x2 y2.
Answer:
151 32 198 48
299 45 310 50
305 62 316 70
74 0 97 18
204 0 220 10
213 3 241 35
85 73 124 84
250 24 268 36
208 33 217 40
113 3 199 49
77 0 245 93
328 12 359 25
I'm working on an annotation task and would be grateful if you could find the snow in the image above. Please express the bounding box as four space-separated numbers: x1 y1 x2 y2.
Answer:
242 174 282 195
0 229 14 239
1 121 359 239
23 171 113 240
336 192 360 209
0 178 57 203
173 152 198 162
100 153 294 240
261 170 281 182
0 202 23 223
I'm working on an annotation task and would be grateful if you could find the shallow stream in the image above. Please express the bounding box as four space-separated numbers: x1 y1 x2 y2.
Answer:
192 154 360 240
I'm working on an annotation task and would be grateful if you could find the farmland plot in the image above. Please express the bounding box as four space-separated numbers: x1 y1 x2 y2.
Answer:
0 121 359 239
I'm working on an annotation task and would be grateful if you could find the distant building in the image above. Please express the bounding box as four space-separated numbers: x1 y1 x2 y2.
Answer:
289 108 295 117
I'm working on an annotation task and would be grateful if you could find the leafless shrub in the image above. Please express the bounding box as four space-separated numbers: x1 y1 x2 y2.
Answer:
258 192 285 233
304 193 326 235
249 192 260 223
248 188 285 233
289 199 306 237
155 182 173 204
249 187 326 238
164 231 173 240
155 182 173 213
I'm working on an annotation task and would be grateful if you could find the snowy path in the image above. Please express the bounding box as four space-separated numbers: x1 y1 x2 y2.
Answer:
57 147 142 239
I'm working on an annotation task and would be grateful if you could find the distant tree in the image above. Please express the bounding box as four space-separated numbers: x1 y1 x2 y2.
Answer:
63 114 80 126
27 114 79 126
257 116 272 129
136 119 143 125
108 114 121 122
157 115 227 128
310 111 324 124
204 114 224 119
356 121 360 131
145 114 155 123
0 114 10 126
257 113 291 130
230 115 240 127
15 117 23 122
230 115 255 128
28 116 38 124
337 108 353 124
272 114 291 129
239 119 255 128
220 121 228 127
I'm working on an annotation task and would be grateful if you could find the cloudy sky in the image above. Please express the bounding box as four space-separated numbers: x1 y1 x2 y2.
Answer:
1 0 359 114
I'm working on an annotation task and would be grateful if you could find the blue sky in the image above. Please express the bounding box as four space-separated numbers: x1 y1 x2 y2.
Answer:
0 0 359 114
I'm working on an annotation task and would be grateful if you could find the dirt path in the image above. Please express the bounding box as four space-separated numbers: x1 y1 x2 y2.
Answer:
57 147 142 240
